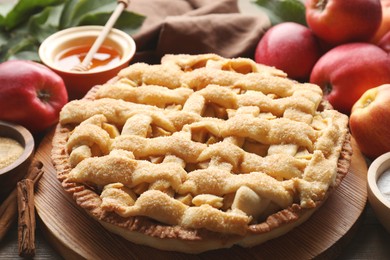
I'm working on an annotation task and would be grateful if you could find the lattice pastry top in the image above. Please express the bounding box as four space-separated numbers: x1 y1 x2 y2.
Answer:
52 53 351 252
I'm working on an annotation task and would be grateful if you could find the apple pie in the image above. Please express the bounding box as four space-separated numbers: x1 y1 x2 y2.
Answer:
52 53 352 253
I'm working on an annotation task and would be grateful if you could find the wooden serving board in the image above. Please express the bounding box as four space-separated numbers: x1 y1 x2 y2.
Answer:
34 130 368 259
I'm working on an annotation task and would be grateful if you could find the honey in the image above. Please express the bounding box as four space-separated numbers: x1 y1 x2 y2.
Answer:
55 45 121 72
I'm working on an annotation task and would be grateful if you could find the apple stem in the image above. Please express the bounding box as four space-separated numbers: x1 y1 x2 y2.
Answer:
316 0 328 10
324 82 332 96
37 90 51 103
361 97 374 109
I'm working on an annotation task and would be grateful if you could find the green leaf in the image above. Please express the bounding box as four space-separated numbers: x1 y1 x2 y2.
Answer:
59 0 115 29
255 0 306 26
0 0 14 28
28 6 64 42
58 0 79 29
0 33 38 62
111 12 146 36
79 11 146 35
4 0 65 31
8 50 40 62
0 30 7 46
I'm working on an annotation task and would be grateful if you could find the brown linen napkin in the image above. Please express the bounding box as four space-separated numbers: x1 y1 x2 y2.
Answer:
128 0 270 63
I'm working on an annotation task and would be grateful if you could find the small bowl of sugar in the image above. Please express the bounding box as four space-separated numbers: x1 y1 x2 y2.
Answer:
0 120 34 201
367 151 390 233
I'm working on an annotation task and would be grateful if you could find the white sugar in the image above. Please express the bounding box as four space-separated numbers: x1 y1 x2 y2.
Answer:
377 169 390 203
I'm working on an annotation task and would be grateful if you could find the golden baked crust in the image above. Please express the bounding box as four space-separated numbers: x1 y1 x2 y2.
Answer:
52 53 352 253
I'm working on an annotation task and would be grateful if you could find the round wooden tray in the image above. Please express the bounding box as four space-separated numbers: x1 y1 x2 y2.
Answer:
34 130 368 259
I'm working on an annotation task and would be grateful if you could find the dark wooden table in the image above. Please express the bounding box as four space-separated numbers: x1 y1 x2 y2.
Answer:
1 201 390 259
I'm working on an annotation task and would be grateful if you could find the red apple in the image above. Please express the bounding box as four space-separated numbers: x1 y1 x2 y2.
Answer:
254 22 322 82
377 30 390 52
0 60 68 133
310 42 390 115
350 84 390 159
305 0 382 46
372 0 390 43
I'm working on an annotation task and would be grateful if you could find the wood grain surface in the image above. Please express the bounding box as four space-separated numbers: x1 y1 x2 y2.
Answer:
33 130 368 260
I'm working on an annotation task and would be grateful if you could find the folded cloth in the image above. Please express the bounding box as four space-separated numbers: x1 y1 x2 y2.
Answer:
128 0 270 63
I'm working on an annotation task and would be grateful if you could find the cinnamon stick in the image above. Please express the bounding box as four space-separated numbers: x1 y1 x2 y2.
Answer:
17 179 36 257
0 161 43 242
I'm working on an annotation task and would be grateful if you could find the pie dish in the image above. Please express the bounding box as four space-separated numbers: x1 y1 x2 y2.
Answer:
52 53 352 253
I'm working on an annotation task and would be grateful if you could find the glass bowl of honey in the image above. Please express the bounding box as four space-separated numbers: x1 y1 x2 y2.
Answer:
39 26 136 100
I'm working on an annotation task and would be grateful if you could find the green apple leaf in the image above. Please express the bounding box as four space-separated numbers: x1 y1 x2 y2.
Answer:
0 31 8 57
58 0 79 28
3 0 65 31
255 0 306 26
79 11 146 35
0 33 38 61
27 6 64 42
59 0 145 34
59 0 116 29
8 50 41 62
0 30 6 43
112 11 146 35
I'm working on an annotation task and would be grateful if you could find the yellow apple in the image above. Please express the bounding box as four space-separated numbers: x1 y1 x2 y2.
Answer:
349 84 390 159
